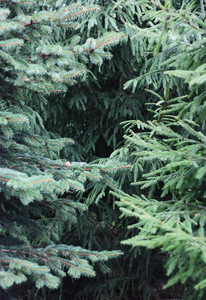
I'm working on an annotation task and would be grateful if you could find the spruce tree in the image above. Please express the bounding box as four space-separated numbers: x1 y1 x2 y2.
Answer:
113 0 206 299
0 1 128 298
45 2 166 299
27 1 163 299
40 0 151 157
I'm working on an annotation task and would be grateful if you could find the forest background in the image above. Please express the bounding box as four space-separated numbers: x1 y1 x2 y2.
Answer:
0 0 206 299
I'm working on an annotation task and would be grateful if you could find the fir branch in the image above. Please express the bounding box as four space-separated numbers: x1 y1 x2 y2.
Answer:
61 7 98 21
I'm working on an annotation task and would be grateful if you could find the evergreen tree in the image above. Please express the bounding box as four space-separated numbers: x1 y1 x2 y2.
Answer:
113 0 206 299
40 0 152 157
4 0 206 299
45 2 167 299
26 1 163 299
0 1 128 298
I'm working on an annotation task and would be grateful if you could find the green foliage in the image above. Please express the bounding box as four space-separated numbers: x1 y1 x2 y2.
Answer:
112 0 206 299
0 0 127 296
42 0 152 156
114 189 206 298
2 0 206 299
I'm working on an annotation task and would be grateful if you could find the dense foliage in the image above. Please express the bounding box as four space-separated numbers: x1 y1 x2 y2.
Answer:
0 1 128 299
113 0 206 299
1 0 206 299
